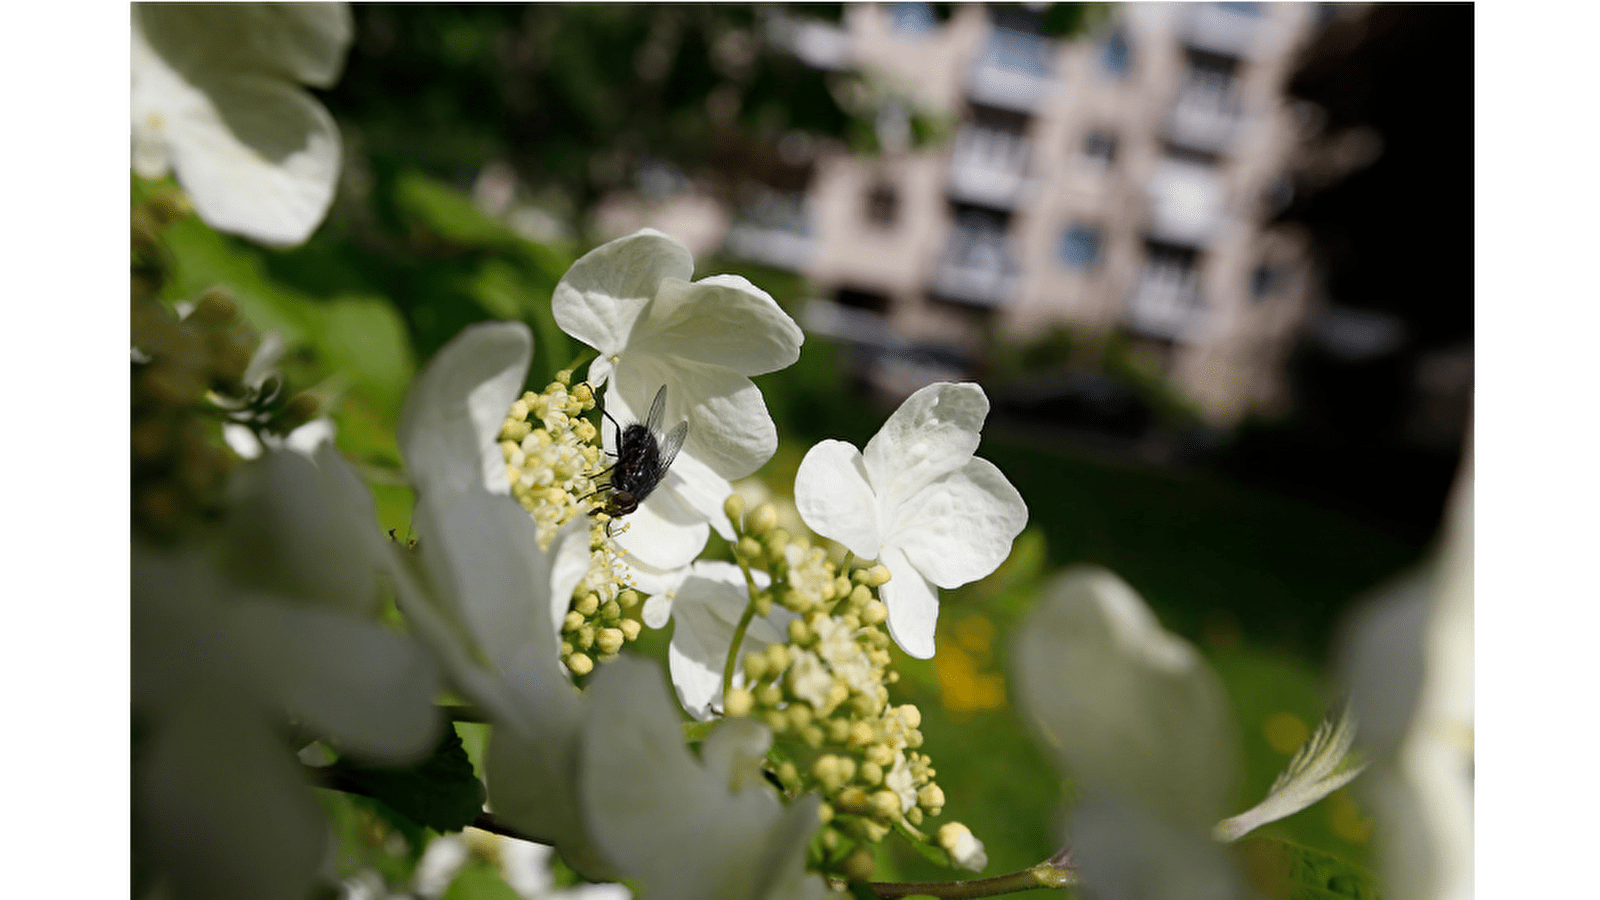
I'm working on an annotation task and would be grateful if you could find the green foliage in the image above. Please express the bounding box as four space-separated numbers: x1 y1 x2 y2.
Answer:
1237 836 1379 900
323 726 487 834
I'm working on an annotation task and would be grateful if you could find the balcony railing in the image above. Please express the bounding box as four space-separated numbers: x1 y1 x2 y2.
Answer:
947 126 1031 209
1126 273 1206 340
1179 3 1262 57
723 190 814 271
1164 88 1244 154
966 26 1056 113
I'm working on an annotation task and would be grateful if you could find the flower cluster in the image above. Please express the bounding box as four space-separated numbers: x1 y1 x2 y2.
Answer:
711 499 981 874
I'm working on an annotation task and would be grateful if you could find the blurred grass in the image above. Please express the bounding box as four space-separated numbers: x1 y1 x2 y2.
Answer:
141 167 1406 894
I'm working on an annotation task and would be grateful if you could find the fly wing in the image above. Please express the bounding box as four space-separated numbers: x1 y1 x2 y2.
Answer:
643 385 668 435
657 420 688 476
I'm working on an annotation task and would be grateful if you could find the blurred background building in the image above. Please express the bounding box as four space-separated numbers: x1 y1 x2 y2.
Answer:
729 2 1326 429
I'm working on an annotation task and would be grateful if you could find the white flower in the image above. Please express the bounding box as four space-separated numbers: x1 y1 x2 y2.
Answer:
133 445 443 900
577 657 829 900
1339 445 1473 900
794 382 1027 658
552 229 804 569
1012 567 1248 900
642 561 793 720
131 3 352 247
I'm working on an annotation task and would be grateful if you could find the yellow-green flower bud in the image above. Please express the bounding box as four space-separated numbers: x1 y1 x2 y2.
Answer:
737 535 764 560
813 755 846 792
744 651 770 682
571 382 593 403
748 503 778 535
756 683 784 707
566 653 594 676
787 701 812 730
826 718 853 745
574 624 596 650
869 790 901 820
848 721 876 748
848 584 873 609
817 803 834 824
600 600 621 621
918 784 946 811
837 785 868 813
618 619 642 642
596 627 625 655
864 565 892 587
777 761 800 791
563 611 585 633
764 644 792 673
765 709 788 732
801 724 825 748
575 593 599 616
859 761 884 786
852 818 890 843
844 849 876 882
753 593 773 617
865 744 895 767
787 617 812 645
724 688 754 717
617 589 641 609
908 807 923 825
724 493 746 530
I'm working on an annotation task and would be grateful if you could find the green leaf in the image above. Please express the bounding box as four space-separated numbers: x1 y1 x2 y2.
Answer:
1237 836 1378 900
439 862 522 900
323 726 487 833
394 170 518 249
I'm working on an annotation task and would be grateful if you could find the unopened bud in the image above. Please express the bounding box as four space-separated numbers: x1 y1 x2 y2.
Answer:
724 688 754 717
724 493 746 529
748 503 778 535
566 653 594 676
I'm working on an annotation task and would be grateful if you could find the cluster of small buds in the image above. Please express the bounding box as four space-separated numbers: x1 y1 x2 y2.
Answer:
498 373 642 676
718 497 980 875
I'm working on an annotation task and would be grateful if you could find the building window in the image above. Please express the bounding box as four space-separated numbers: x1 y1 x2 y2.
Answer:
1101 30 1132 78
836 286 891 313
865 182 899 228
1083 131 1119 166
1251 264 1275 300
983 25 1054 78
1183 49 1240 101
1059 225 1103 269
891 2 938 37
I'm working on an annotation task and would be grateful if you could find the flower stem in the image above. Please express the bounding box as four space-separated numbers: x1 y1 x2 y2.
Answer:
868 860 1078 899
721 557 764 701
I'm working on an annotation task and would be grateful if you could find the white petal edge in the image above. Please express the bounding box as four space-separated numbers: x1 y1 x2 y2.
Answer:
891 457 1028 589
398 321 532 497
862 381 989 514
634 274 804 376
794 439 882 560
877 545 939 659
552 229 693 355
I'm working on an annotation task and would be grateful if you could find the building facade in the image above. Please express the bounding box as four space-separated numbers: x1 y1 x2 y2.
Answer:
724 3 1335 426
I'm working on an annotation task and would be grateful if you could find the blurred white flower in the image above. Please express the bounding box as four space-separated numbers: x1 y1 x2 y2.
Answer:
552 229 804 571
133 445 443 900
1339 445 1473 900
936 822 989 873
578 657 829 900
1012 567 1247 900
131 3 352 247
794 382 1027 658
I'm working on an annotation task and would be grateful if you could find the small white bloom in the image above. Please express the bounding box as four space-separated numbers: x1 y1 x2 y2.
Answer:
131 3 353 247
553 229 804 569
885 750 918 814
795 382 1027 658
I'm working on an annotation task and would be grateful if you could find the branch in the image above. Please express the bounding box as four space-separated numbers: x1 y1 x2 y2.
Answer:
868 859 1078 899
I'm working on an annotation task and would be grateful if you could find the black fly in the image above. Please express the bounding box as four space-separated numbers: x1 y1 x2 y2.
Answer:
590 385 687 534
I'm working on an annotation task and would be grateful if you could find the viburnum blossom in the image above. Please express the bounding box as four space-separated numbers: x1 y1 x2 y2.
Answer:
552 229 804 571
795 381 1027 658
131 3 352 247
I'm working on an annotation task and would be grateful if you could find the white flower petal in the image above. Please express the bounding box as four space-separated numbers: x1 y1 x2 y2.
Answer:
877 545 940 659
413 487 555 674
863 381 989 512
1071 796 1247 900
1013 567 1240 829
892 457 1028 589
794 439 882 559
666 563 785 719
159 72 342 247
634 274 804 376
580 658 824 900
553 229 694 356
612 353 777 481
549 516 596 645
135 3 353 89
662 451 739 541
611 484 710 571
136 701 327 900
217 448 388 614
398 321 532 497
231 600 441 764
